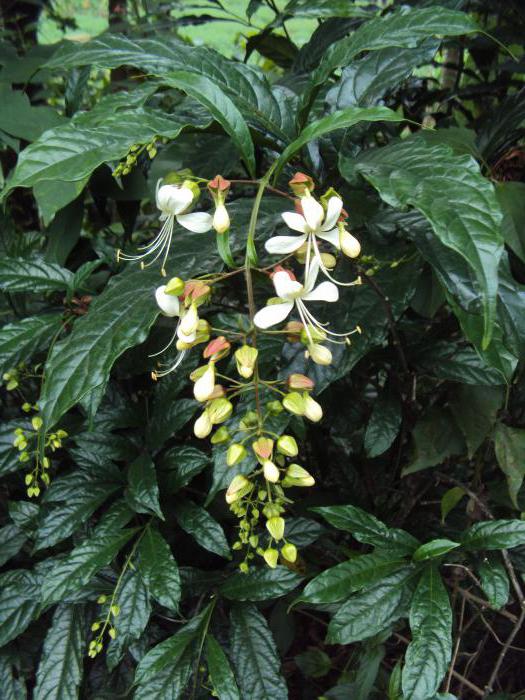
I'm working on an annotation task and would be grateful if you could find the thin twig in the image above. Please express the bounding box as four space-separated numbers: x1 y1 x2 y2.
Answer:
445 588 466 692
483 607 525 696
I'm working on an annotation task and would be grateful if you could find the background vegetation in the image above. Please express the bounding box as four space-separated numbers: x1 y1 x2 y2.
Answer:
1 1 525 698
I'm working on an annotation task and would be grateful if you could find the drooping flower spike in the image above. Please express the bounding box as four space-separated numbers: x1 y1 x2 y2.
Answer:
117 181 213 275
265 190 361 286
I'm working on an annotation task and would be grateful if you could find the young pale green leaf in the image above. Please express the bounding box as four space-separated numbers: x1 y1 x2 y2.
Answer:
137 526 181 611
221 566 302 601
440 487 466 524
205 635 241 700
477 553 509 609
0 258 73 293
413 539 460 562
135 603 212 683
33 605 85 700
230 604 288 700
106 569 151 670
38 268 160 429
301 6 479 118
134 646 194 700
349 135 504 348
126 454 163 519
0 524 26 567
175 499 230 559
326 568 416 645
161 72 255 177
41 528 137 606
311 504 419 555
273 106 403 178
364 394 402 458
462 520 525 550
494 423 525 508
402 563 452 699
0 314 63 376
297 551 408 605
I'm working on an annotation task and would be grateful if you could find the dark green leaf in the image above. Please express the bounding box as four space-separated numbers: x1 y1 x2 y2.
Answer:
0 653 25 699
137 526 181 611
0 524 26 567
146 399 197 450
134 645 194 700
0 314 63 376
298 551 408 605
364 394 402 458
494 424 525 508
413 539 460 562
403 407 465 476
295 648 331 678
0 258 73 293
205 635 241 700
402 563 452 699
159 445 209 493
0 84 66 141
126 453 163 519
0 571 41 647
34 604 85 700
221 566 302 601
450 385 504 458
440 487 466 524
0 422 24 478
496 182 525 263
175 499 230 559
478 553 509 609
462 520 525 550
230 604 288 700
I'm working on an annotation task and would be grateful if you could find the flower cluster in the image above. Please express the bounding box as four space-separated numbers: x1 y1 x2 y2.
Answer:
121 171 362 570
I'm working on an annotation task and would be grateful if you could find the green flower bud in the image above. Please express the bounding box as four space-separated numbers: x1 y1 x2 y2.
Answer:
263 548 279 568
267 400 284 415
240 411 259 430
165 276 185 296
266 516 285 541
32 416 43 431
304 394 323 422
282 392 306 416
239 562 249 573
282 463 315 487
277 435 298 457
281 543 297 563
225 475 252 504
211 426 231 444
207 398 233 424
226 443 247 467
263 460 280 483
234 345 258 379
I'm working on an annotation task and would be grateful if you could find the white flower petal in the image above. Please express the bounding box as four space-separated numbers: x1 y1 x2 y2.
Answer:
254 301 293 329
301 196 324 232
281 211 308 233
316 227 340 249
176 211 213 233
303 281 339 303
157 185 193 215
304 257 320 292
265 234 307 255
155 285 180 316
273 271 303 300
322 197 343 231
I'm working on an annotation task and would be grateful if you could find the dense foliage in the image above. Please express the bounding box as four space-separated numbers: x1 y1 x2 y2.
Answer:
1 0 525 698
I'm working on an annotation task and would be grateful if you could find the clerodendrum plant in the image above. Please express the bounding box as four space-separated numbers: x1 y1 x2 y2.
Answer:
1 0 525 698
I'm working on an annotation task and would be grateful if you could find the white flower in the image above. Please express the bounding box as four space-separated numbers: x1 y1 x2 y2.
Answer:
118 182 213 274
194 363 216 402
155 285 180 317
213 203 230 234
265 193 360 285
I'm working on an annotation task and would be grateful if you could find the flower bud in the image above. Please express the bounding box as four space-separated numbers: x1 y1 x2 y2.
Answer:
180 304 199 336
285 321 304 342
307 343 332 366
252 437 274 462
300 326 326 345
32 416 43 431
281 543 297 563
234 345 258 379
225 474 252 504
320 253 337 269
213 203 230 234
164 276 185 296
211 426 231 444
194 411 212 439
339 226 361 258
203 336 230 360
207 174 231 196
267 400 283 415
287 373 314 391
263 547 279 568
289 172 314 196
155 285 180 317
227 443 247 467
193 363 215 402
266 516 285 541
240 411 259 430
277 435 298 457
304 394 323 422
207 398 233 424
282 392 306 416
263 460 280 483
282 463 315 487
183 280 211 306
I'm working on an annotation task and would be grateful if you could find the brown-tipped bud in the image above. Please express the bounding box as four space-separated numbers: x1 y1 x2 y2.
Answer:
282 392 306 416
263 547 279 568
287 373 315 391
263 460 280 483
164 276 185 296
289 172 314 196
266 516 285 541
211 426 231 444
203 335 231 360
252 437 274 462
277 435 298 457
285 321 304 343
207 174 231 195
234 345 258 379
227 443 247 466
182 280 211 306
225 474 252 504
281 543 297 563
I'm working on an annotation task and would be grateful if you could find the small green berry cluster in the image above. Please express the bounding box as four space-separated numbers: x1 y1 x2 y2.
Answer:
112 136 164 178
88 595 119 658
2 368 19 391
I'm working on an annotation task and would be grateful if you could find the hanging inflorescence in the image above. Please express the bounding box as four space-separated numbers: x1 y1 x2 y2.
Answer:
118 170 362 571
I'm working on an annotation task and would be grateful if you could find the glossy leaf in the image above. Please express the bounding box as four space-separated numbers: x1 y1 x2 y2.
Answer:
0 571 41 647
221 566 302 601
126 453 163 519
137 526 181 611
34 605 85 700
402 563 452 699
0 314 63 377
159 445 210 493
413 539 460 562
440 488 466 524
230 604 288 700
0 524 26 567
205 635 241 700
450 385 504 458
0 84 66 141
175 499 230 559
364 394 402 458
494 423 525 508
478 553 509 609
462 520 525 550
135 646 194 700
0 258 73 293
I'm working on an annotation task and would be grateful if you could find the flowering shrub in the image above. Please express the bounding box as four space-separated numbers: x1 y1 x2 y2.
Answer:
1 1 525 698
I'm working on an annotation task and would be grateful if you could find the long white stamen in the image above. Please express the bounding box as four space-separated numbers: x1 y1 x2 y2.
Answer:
152 350 187 378
311 235 358 287
148 325 178 358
